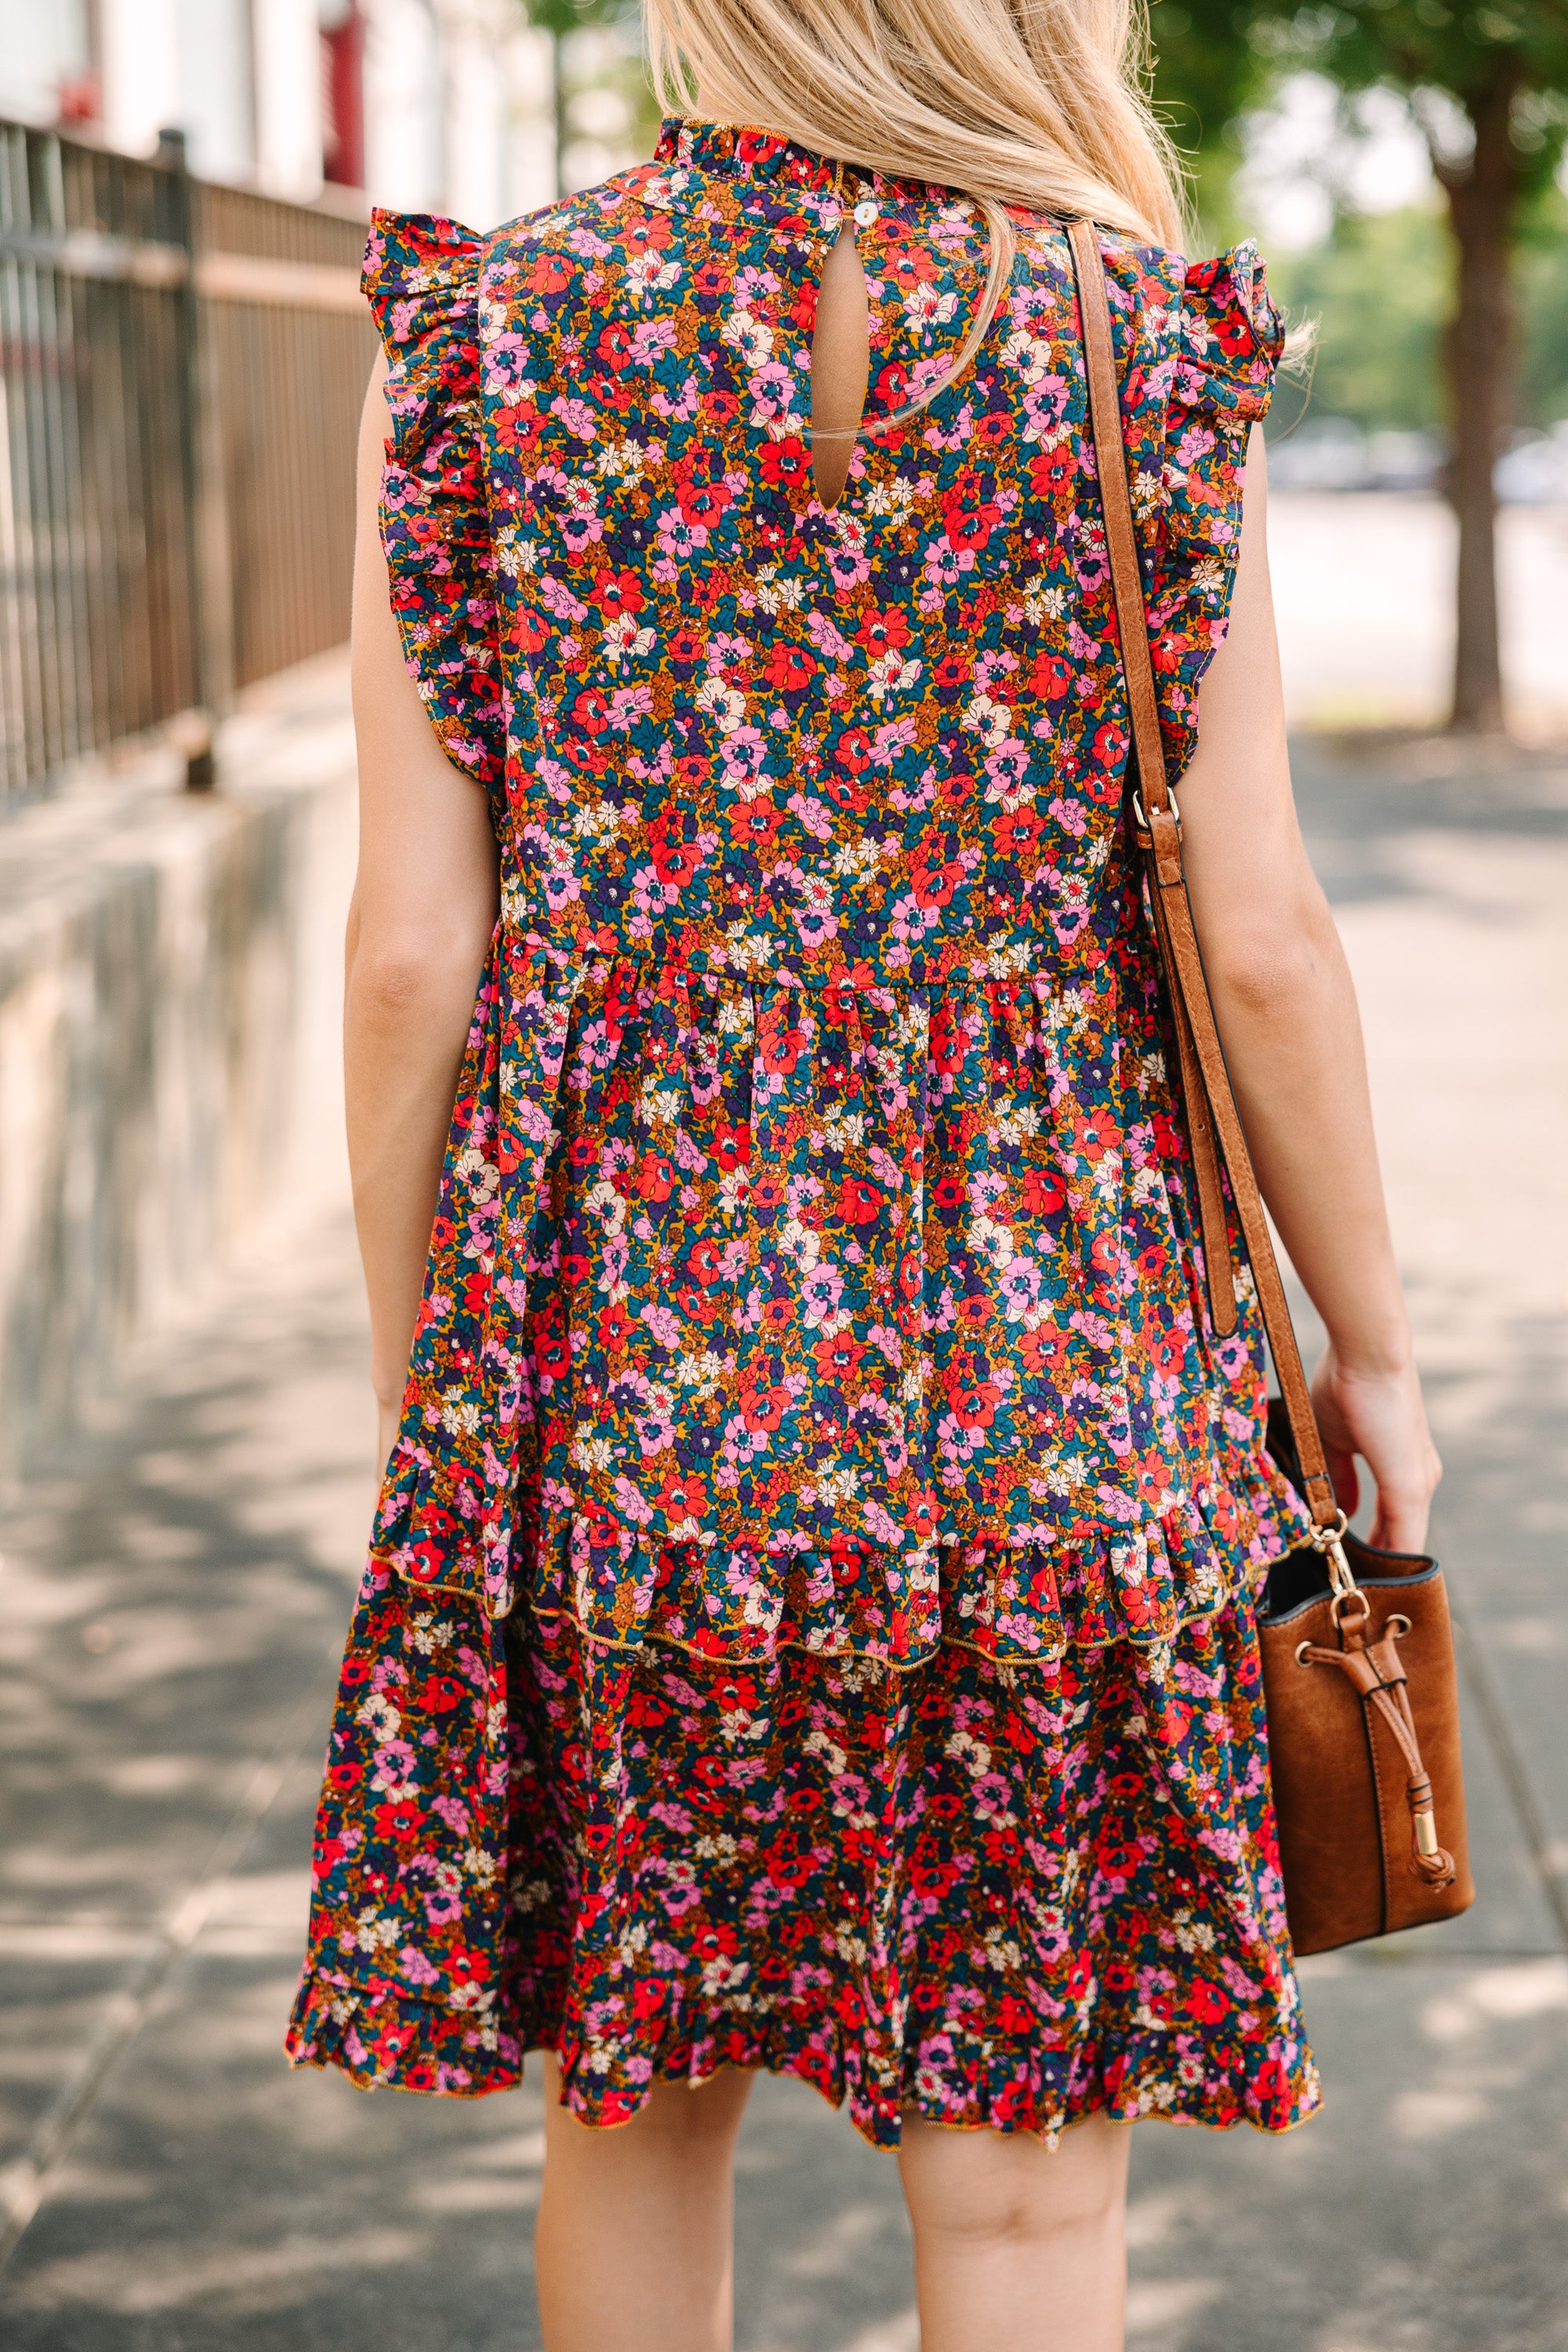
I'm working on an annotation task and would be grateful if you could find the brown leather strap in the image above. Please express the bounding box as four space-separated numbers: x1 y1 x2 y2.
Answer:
1067 214 1230 1339
1146 873 1236 1338
1066 215 1339 1530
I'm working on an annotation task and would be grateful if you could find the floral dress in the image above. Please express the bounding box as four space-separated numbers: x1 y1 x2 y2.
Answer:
286 118 1321 2149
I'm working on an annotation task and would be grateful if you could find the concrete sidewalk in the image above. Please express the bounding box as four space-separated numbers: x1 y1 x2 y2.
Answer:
2 732 1566 2350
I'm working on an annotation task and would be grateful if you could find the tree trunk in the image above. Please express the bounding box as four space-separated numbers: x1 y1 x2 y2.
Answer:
1438 68 1520 735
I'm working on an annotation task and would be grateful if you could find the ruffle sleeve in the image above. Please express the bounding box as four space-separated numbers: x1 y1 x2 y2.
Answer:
1147 242 1283 779
361 211 505 793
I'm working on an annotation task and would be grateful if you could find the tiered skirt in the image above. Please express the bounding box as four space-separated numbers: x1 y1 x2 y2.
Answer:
286 941 1321 2145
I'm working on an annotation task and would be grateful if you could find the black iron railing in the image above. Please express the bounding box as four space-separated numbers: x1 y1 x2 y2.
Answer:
0 120 377 808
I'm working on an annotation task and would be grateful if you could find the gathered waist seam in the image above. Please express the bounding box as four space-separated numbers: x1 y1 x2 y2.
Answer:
499 927 1122 996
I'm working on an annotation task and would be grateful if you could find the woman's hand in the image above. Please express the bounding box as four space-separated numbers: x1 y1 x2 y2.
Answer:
1309 1345 1442 1553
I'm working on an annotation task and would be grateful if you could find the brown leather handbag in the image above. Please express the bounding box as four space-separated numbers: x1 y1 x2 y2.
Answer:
1067 218 1474 1955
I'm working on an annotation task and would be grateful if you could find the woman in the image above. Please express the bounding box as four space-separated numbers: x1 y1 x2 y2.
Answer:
288 0 1440 2343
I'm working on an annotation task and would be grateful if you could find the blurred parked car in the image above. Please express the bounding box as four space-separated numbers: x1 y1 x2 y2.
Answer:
1264 418 1445 494
1494 424 1568 506
1265 416 1378 492
1364 430 1445 492
1266 416 1568 504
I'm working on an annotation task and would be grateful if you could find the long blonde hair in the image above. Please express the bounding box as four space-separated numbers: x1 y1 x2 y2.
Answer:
644 0 1188 431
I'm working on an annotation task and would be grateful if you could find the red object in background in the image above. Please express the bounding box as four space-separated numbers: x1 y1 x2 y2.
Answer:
57 76 100 128
321 6 366 189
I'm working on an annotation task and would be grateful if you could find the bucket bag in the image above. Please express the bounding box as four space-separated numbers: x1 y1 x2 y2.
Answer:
1065 218 1474 1955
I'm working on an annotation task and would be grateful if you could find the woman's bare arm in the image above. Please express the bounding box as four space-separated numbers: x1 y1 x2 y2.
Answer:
347 349 499 1470
1178 426 1440 1547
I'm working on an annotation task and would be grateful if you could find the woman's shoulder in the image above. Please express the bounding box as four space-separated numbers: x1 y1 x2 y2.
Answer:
1073 223 1284 423
358 166 671 415
362 209 486 315
471 157 692 272
361 159 670 307
1176 240 1283 372
1029 216 1279 356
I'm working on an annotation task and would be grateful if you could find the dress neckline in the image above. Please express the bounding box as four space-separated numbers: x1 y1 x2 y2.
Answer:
652 114 937 211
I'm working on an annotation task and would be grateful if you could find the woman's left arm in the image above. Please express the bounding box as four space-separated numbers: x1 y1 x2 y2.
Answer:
1175 426 1441 1548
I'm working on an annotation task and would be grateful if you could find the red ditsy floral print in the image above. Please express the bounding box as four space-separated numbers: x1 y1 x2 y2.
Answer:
288 118 1319 2148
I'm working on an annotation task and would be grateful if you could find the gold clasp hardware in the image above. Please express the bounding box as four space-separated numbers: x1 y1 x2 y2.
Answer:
1306 1508 1359 1602
1131 786 1179 834
1414 1809 1440 1860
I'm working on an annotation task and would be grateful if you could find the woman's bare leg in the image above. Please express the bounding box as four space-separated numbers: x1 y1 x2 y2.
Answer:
898 2111 1132 2352
534 2055 756 2352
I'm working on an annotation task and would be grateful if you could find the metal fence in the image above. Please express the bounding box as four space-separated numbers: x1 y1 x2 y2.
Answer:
0 119 377 808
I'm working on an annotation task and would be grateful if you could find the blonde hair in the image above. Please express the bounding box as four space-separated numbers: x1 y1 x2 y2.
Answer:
644 0 1188 433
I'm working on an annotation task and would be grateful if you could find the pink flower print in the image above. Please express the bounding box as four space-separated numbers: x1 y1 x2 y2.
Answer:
800 1261 845 1328
484 332 534 397
639 1301 683 1349
630 318 678 364
550 394 598 440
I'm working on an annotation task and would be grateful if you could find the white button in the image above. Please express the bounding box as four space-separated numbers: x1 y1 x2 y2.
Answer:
853 200 877 227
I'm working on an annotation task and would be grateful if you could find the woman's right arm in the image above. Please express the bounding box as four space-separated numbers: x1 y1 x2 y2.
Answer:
346 350 499 1471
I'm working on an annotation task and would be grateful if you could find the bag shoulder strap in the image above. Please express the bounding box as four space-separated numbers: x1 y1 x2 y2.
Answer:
1065 216 1340 1533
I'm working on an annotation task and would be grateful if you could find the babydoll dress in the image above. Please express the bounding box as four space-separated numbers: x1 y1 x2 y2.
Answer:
287 118 1322 2150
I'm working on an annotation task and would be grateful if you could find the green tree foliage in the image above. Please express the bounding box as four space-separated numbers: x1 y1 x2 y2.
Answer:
1261 2 1568 201
1266 206 1451 434
1518 183 1568 423
1147 0 1271 234
527 0 650 194
1265 184 1568 436
1150 0 1568 728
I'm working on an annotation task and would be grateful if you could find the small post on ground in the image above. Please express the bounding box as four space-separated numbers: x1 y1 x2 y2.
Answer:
158 125 217 791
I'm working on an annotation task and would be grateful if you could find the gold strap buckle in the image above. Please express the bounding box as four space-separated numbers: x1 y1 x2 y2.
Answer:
1131 785 1179 833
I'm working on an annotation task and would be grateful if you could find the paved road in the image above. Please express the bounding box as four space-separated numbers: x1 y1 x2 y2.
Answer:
1267 493 1568 740
2 729 1566 2350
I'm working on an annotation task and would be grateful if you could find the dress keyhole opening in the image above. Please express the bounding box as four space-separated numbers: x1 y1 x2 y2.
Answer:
810 224 870 511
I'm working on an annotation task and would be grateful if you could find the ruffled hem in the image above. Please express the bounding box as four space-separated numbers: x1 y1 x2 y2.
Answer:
289 1580 1316 2152
372 927 1308 1632
383 1439 1305 1663
285 1973 1320 2151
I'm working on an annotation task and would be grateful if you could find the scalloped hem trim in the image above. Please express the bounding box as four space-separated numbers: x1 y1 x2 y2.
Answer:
285 1975 1321 2154
377 1443 1309 1661
515 1587 1263 1672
